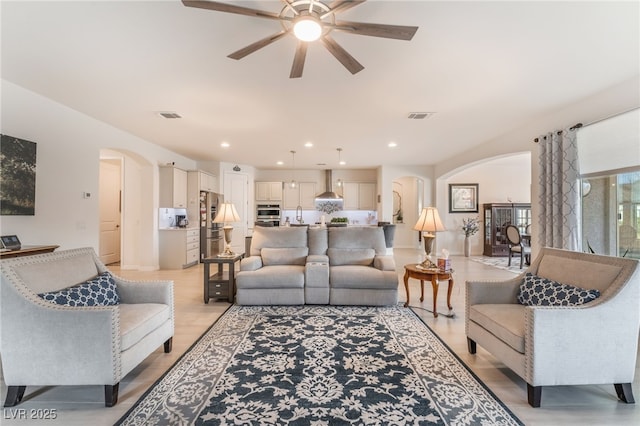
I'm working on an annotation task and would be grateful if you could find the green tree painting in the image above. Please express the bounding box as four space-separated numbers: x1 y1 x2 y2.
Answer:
1 134 37 215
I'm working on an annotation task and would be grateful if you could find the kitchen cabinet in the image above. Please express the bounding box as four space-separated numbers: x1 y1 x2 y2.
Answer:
342 182 376 210
190 170 217 193
255 181 283 201
159 166 187 208
483 203 531 256
284 182 317 209
159 228 199 269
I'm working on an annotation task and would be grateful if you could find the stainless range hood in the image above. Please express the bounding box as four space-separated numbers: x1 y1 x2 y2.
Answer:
315 170 343 204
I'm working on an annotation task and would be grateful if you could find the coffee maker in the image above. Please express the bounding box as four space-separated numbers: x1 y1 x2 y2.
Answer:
175 215 188 228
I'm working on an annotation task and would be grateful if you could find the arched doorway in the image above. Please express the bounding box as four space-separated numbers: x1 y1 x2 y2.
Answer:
99 149 157 270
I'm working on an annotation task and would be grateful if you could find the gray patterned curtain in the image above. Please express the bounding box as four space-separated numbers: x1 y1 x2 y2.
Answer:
537 128 581 251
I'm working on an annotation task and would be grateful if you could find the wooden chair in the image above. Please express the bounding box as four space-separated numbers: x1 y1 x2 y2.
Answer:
506 225 531 268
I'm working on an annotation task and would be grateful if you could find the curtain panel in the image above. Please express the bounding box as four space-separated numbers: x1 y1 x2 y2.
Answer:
537 128 581 251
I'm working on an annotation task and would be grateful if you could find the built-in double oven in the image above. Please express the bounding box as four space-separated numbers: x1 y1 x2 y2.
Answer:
256 204 281 227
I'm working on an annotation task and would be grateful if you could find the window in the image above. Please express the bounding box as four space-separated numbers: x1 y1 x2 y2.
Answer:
582 171 640 259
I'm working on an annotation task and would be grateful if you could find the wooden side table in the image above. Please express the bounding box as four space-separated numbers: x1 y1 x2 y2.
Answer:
0 245 59 259
203 253 244 303
403 263 454 317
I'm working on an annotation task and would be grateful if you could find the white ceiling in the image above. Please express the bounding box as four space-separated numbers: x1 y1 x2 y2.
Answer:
2 1 638 170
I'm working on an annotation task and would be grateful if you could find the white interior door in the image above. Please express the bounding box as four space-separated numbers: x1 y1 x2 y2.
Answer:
224 171 248 255
99 159 122 264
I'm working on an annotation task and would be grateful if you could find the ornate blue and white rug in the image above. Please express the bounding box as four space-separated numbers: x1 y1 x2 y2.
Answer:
117 305 522 425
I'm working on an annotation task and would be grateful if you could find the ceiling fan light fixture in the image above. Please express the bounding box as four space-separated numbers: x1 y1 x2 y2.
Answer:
293 16 322 42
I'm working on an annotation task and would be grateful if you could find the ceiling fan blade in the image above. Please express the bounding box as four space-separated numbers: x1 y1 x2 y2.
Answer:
322 0 367 18
333 20 418 40
227 30 289 60
290 41 308 78
320 35 364 75
182 0 283 21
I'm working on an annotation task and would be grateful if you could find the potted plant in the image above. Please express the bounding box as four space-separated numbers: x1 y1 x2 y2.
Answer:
461 217 480 257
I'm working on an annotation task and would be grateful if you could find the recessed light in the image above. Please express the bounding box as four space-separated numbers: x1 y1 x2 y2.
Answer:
304 142 313 148
388 142 397 148
221 142 230 148
277 161 284 166
339 161 346 165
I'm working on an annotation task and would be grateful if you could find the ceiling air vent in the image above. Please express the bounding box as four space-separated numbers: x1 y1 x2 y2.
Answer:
157 112 181 119
407 112 434 119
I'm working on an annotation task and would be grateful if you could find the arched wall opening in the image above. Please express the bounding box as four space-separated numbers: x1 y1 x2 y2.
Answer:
435 152 532 256
100 148 158 270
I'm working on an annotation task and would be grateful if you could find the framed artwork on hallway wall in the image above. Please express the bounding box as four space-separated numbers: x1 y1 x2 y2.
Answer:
1 134 37 216
449 183 479 213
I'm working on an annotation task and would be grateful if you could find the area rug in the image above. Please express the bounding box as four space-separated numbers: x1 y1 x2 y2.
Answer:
117 305 523 425
470 256 525 274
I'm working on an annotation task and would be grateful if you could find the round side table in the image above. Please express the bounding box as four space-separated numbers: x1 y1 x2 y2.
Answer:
403 263 454 317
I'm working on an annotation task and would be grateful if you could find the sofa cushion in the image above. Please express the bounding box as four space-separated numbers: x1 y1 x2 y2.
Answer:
119 303 171 351
38 271 120 307
328 248 375 266
261 247 308 266
469 304 526 354
250 227 307 256
237 265 305 289
330 265 398 289
14 251 99 293
517 273 600 306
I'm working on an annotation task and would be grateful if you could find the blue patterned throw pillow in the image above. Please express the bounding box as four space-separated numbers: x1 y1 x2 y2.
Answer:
38 271 120 307
517 272 600 306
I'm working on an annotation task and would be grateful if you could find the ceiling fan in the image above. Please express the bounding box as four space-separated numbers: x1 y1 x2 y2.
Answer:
182 0 418 78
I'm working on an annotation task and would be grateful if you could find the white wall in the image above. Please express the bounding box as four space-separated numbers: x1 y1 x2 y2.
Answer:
1 80 196 268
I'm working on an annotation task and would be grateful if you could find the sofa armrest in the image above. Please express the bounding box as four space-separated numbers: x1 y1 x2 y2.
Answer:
114 277 173 305
307 254 329 264
240 256 263 271
466 276 523 306
525 298 640 385
0 282 121 384
373 255 395 271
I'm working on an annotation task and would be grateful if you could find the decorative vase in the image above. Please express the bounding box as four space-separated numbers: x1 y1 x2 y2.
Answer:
464 236 471 257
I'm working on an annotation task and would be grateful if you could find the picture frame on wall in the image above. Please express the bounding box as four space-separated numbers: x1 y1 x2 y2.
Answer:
449 183 479 213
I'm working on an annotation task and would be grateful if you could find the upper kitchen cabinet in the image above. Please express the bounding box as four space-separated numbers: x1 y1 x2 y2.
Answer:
283 182 317 209
342 182 376 210
256 181 283 201
159 166 188 208
192 170 218 193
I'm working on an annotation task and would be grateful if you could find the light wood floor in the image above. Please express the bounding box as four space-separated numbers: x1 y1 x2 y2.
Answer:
1 249 638 425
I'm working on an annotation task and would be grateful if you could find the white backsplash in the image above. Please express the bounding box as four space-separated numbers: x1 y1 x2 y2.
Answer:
281 209 377 226
158 207 187 229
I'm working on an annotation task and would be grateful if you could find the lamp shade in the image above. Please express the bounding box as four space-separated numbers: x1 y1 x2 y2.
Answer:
213 202 241 223
413 207 446 234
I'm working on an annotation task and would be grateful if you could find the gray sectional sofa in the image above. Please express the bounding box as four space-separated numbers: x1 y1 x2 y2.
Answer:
236 226 398 306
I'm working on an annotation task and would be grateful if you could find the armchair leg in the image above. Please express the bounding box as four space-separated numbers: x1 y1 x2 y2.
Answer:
520 252 524 269
164 337 173 353
4 386 26 407
527 384 541 407
105 383 119 407
615 383 635 403
508 252 512 266
467 337 477 354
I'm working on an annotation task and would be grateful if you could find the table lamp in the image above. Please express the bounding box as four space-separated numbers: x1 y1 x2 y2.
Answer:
213 202 241 257
413 207 446 269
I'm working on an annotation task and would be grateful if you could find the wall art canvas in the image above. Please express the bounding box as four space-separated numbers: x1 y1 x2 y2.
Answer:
1 134 37 215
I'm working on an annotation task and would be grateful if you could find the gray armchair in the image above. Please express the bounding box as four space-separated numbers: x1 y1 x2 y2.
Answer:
0 248 174 407
466 247 639 407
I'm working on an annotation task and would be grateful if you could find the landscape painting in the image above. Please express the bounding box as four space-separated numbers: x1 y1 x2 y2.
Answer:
1 134 37 215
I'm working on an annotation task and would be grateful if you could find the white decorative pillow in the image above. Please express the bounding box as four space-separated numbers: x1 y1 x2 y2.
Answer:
517 272 600 306
38 271 120 307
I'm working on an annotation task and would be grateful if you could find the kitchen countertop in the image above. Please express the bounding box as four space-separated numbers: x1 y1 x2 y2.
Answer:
159 227 199 231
